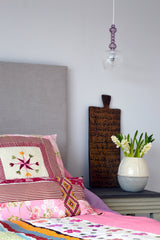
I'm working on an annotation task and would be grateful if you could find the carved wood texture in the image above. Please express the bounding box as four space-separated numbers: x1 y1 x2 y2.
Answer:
89 95 121 187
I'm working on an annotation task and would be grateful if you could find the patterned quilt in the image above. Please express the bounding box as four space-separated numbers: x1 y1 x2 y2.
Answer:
0 216 160 240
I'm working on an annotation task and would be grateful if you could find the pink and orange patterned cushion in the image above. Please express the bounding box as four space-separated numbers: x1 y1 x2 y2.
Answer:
57 177 81 217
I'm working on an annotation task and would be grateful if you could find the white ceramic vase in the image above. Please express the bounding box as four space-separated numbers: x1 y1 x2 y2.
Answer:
118 157 149 192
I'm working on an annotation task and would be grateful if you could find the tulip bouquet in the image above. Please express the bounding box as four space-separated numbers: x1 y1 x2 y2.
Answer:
111 130 155 158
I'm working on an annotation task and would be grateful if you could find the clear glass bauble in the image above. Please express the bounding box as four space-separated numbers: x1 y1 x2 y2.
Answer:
103 49 123 69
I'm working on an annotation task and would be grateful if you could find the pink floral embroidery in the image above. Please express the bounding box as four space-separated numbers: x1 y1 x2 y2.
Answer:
9 151 40 177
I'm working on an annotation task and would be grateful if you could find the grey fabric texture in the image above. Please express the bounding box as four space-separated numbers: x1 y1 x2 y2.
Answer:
0 62 67 162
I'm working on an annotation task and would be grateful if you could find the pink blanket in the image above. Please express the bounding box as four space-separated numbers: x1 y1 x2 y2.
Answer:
76 210 160 235
64 168 160 235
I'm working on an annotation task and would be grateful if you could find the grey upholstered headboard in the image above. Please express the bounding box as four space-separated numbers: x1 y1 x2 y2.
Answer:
0 62 67 163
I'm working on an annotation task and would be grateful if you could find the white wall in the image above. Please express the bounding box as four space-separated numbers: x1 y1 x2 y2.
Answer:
0 0 160 191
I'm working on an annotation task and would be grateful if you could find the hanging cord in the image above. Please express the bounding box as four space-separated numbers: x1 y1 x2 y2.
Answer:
112 0 115 24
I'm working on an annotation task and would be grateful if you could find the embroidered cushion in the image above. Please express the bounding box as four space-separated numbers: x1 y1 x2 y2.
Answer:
0 136 62 181
1 134 64 176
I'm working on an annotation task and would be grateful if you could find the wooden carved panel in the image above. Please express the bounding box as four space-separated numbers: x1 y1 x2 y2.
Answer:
89 95 121 187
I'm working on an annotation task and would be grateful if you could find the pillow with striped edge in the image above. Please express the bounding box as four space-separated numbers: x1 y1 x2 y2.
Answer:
0 135 63 182
1 134 65 176
0 177 95 220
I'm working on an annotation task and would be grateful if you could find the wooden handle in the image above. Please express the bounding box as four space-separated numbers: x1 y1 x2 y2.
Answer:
102 95 111 107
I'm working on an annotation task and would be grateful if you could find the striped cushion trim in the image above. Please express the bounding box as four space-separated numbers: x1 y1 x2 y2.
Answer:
0 181 62 203
0 177 86 204
72 185 86 200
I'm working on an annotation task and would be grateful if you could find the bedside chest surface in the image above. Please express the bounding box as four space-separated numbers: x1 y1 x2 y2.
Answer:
89 188 160 220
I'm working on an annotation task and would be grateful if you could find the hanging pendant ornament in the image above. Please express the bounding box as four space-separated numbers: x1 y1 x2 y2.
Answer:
109 24 117 50
103 0 122 68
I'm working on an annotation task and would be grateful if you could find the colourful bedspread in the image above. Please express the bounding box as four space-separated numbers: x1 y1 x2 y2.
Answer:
0 211 160 240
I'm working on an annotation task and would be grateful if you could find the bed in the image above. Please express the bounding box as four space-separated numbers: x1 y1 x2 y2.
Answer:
0 61 159 240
